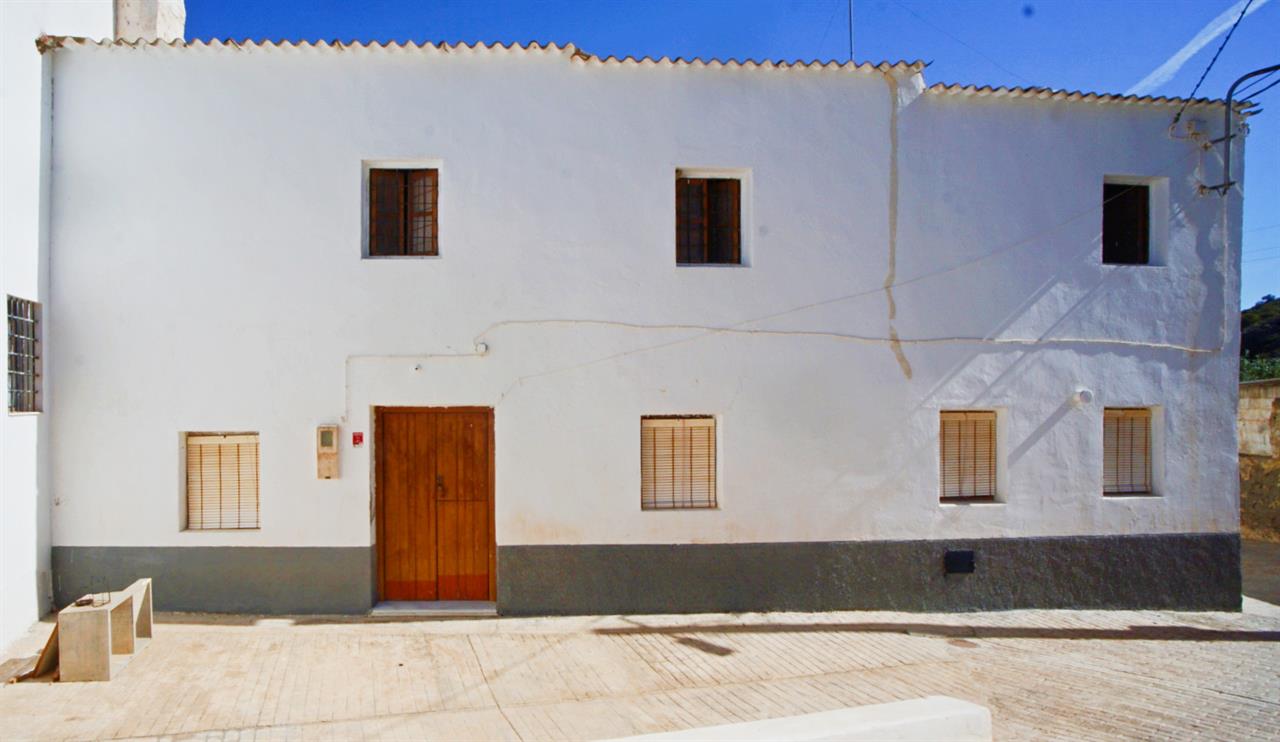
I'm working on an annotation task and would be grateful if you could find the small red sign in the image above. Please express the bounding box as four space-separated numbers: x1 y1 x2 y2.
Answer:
352 432 364 447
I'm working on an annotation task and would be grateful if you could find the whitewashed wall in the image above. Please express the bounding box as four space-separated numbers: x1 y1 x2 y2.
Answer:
0 1 113 649
45 44 1241 552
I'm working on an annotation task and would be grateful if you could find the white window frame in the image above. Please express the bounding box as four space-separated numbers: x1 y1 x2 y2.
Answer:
938 409 1007 504
1102 174 1169 267
1102 406 1163 497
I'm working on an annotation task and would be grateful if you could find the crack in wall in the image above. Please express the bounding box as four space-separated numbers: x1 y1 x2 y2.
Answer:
882 71 913 379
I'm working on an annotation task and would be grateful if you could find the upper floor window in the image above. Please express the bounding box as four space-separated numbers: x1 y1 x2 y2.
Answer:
7 295 40 413
676 176 741 265
368 168 438 257
1102 180 1149 264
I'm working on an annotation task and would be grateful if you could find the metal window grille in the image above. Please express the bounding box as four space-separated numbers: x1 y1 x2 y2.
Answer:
369 168 438 256
676 177 741 264
185 433 260 530
940 411 996 500
7 296 40 413
641 416 717 510
1103 408 1152 495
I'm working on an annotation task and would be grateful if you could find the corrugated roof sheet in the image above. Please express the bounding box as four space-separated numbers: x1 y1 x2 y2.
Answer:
35 36 924 74
928 82 1233 108
36 35 1247 110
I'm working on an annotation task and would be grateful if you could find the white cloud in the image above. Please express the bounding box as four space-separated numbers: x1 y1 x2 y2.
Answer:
1128 0 1271 96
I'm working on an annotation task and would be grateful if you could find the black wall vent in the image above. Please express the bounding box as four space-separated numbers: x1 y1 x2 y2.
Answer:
944 549 976 575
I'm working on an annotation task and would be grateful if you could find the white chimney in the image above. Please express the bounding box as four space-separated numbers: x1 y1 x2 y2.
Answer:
114 0 185 42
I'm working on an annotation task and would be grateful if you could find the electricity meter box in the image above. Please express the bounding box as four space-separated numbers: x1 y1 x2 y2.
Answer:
317 425 339 479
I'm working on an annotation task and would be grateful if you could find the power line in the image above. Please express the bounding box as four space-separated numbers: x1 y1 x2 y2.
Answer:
816 0 840 61
890 0 1032 84
1237 69 1277 97
1173 0 1253 125
1242 75 1280 100
847 0 854 63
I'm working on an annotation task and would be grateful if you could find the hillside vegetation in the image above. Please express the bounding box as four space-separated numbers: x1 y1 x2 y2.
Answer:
1242 294 1280 381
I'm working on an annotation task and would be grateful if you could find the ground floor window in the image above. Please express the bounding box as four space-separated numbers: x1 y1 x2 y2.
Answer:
185 433 260 530
641 416 717 510
940 411 997 501
7 295 40 413
1103 408 1152 495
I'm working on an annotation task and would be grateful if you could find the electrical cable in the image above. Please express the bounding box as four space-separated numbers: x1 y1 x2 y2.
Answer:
816 0 841 61
890 0 1032 83
1172 0 1253 125
1236 68 1276 97
1242 75 1280 100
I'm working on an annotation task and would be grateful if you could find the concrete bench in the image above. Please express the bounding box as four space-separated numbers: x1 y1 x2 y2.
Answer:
605 696 992 741
57 578 153 682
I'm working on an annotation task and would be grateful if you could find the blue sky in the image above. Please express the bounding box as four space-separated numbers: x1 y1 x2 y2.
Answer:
188 0 1279 308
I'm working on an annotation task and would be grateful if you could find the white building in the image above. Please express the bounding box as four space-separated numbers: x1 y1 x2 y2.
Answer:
5 9 1247 624
0 0 183 648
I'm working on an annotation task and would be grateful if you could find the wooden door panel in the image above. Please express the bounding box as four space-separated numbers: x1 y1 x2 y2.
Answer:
411 415 438 600
378 410 438 601
435 411 491 600
378 407 492 603
380 412 414 600
437 500 489 599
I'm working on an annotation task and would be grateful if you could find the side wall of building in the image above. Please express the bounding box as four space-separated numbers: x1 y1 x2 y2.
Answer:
0 0 114 649
46 45 1243 614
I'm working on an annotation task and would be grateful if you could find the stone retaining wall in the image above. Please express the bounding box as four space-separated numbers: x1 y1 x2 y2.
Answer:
1240 380 1280 541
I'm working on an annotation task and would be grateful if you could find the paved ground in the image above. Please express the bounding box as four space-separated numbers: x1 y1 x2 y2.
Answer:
1 601 1278 741
1244 538 1280 605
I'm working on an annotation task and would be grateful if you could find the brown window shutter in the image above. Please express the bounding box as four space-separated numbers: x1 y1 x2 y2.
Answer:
369 169 404 256
708 179 741 263
939 411 996 500
1103 408 1152 494
641 416 717 510
405 169 438 256
676 178 687 263
676 177 708 264
676 176 741 265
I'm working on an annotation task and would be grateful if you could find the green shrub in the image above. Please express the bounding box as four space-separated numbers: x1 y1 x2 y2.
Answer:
1242 352 1280 382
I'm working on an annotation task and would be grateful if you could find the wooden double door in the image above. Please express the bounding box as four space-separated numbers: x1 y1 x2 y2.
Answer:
376 407 494 601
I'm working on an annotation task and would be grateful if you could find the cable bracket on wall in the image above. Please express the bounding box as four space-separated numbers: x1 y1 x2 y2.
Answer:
1200 63 1280 196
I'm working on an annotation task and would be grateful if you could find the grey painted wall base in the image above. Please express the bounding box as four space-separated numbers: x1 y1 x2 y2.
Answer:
497 532 1241 615
53 546 375 614
54 533 1239 616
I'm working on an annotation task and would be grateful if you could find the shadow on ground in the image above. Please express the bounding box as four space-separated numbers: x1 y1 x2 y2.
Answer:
592 621 1280 643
